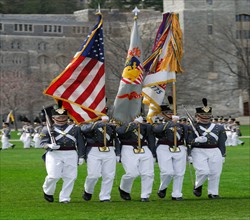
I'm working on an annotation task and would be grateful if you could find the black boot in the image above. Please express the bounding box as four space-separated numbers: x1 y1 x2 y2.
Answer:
44 192 54 202
82 191 92 201
157 188 167 198
118 187 131 200
193 185 202 197
208 194 221 199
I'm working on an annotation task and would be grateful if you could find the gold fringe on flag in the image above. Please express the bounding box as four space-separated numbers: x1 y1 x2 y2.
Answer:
159 13 183 73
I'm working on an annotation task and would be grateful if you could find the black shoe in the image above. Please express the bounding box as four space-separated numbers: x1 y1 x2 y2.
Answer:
11 145 15 149
141 198 150 202
241 142 245 146
172 197 183 201
44 192 54 202
193 185 202 197
82 191 92 201
208 194 221 199
118 187 131 201
100 199 111 202
157 188 167 198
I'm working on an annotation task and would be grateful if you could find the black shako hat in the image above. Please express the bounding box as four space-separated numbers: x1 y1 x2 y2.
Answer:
160 96 174 114
196 98 212 114
51 100 68 117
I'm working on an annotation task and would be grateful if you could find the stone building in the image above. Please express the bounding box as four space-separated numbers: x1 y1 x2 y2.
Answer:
163 0 250 117
0 9 161 121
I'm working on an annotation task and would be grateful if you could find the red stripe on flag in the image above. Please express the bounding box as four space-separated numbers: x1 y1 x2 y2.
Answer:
61 59 98 99
75 63 104 104
45 56 85 95
89 85 105 109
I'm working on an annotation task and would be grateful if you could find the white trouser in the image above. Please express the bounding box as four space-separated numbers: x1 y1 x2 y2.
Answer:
191 148 223 195
231 133 243 146
156 145 187 198
33 134 42 148
120 145 154 199
225 131 233 146
23 134 32 149
43 150 78 202
1 136 12 149
85 147 116 201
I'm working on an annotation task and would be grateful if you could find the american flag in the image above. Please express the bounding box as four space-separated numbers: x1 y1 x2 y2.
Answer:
43 13 106 123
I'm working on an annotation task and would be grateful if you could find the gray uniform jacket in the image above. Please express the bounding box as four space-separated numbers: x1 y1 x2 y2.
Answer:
1 127 11 139
81 121 121 158
153 121 193 148
40 123 85 159
191 122 227 157
116 122 156 157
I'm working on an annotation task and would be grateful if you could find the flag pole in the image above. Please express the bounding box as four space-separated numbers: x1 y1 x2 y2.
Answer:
172 81 178 152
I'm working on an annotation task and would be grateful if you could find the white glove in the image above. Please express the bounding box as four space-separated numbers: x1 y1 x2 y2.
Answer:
116 156 120 163
222 157 225 164
78 158 84 165
47 143 60 150
195 136 207 143
172 115 180 121
188 156 193 164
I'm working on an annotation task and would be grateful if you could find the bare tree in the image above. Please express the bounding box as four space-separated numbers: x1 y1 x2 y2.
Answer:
0 71 45 129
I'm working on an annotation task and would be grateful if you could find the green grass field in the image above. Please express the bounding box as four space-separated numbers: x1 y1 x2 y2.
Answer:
0 126 249 220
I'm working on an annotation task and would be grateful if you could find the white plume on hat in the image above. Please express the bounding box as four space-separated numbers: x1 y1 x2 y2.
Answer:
134 116 143 123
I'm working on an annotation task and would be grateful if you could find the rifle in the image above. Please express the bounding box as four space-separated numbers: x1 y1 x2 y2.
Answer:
183 105 200 137
43 106 56 144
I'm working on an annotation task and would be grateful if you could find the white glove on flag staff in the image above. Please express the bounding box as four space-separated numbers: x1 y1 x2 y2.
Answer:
47 143 60 150
195 136 207 143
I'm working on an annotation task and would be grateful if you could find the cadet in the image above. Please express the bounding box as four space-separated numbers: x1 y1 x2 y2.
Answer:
33 117 43 148
153 98 192 201
191 98 227 199
1 122 15 150
116 116 155 202
40 103 85 203
81 115 120 202
19 116 34 149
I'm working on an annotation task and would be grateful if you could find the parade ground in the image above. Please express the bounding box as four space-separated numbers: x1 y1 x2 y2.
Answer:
0 126 249 220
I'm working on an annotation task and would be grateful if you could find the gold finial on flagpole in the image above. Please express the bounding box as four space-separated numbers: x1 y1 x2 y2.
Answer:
132 6 140 20
97 3 101 13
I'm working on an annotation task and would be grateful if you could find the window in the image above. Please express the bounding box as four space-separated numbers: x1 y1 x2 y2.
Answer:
206 0 213 5
44 25 62 33
208 61 214 72
236 14 250 22
14 23 33 32
38 42 47 50
12 56 22 64
236 30 250 39
11 41 21 49
208 25 213 35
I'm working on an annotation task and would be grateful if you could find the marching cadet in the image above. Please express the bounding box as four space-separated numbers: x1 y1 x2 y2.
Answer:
191 98 227 199
116 116 155 202
33 117 43 148
19 116 34 149
231 120 244 146
81 115 120 202
153 97 192 201
1 122 15 150
40 103 85 203
223 118 233 147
